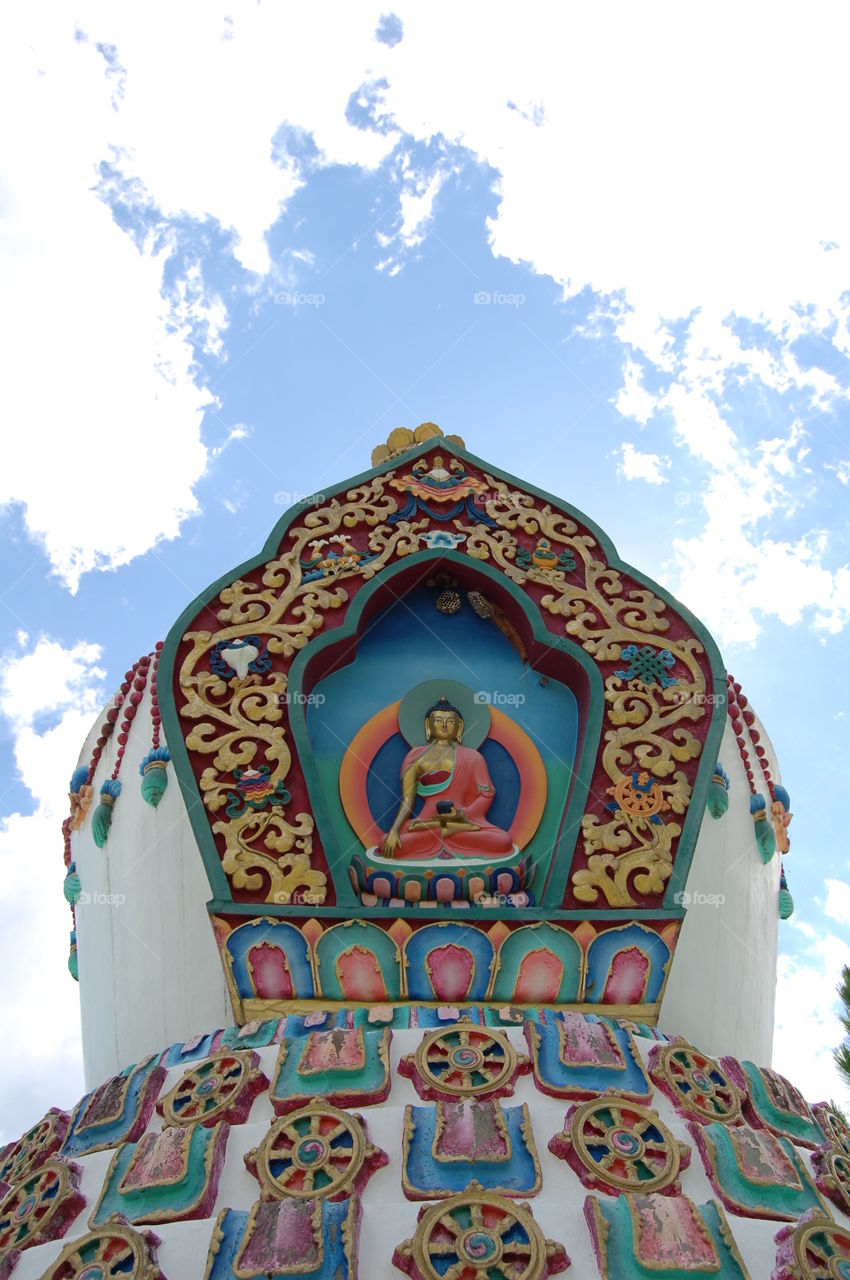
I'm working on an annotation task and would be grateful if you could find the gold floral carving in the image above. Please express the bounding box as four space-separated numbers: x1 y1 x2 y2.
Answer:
175 452 712 906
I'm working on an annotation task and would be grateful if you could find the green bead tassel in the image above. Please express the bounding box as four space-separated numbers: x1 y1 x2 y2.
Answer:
63 863 81 904
140 747 170 807
92 779 121 848
750 792 776 863
68 931 78 981
706 763 729 818
779 862 794 919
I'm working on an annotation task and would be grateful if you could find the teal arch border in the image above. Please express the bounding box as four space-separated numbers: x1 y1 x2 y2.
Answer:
490 923 583 1002
287 549 601 910
158 435 727 922
315 920 403 1000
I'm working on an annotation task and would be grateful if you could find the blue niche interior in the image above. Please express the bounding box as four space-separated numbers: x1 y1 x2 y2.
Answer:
305 587 578 864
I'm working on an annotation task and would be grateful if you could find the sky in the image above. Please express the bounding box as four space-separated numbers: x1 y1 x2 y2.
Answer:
1 1 850 1139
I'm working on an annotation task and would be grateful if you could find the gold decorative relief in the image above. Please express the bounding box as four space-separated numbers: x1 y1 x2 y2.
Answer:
171 444 716 908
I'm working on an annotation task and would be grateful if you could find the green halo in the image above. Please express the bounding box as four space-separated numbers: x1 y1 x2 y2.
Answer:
397 679 491 749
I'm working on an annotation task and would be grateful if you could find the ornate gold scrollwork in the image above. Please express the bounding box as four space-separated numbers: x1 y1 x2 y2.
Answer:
175 451 712 908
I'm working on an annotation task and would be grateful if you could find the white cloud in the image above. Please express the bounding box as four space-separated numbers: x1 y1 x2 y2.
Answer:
824 879 850 927
774 934 850 1108
0 638 109 1138
0 639 106 732
0 19 215 591
5 2 850 612
616 361 657 426
617 442 670 485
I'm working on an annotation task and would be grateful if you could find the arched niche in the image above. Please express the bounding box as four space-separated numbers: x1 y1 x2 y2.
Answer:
288 552 602 908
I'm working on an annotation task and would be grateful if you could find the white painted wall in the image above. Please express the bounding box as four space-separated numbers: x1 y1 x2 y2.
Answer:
72 684 231 1089
660 716 780 1063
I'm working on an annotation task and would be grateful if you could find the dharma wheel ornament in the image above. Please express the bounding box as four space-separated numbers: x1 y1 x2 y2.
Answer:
399 1024 531 1101
773 1210 850 1280
393 1184 570 1280
244 1100 387 1200
648 1042 744 1125
39 1222 165 1280
548 1096 690 1195
156 1050 268 1128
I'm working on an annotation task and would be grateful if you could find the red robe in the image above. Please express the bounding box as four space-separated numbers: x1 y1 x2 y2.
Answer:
391 744 515 859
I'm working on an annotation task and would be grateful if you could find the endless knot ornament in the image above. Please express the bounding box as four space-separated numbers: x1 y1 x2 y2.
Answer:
548 1097 688 1195
0 1159 85 1255
39 1222 164 1280
244 1101 387 1200
156 1051 267 1128
649 1042 744 1125
773 1212 850 1280
400 1023 530 1101
393 1184 570 1280
614 644 678 688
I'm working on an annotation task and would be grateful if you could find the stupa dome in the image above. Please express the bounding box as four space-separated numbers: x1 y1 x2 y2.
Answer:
4 432 833 1280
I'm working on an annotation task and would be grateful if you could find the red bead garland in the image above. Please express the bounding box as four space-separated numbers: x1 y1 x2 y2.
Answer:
726 672 774 801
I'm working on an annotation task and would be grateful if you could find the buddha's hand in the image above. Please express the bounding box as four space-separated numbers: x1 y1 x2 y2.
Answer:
381 829 401 858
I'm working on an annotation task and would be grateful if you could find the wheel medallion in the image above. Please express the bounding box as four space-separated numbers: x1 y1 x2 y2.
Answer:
38 1223 164 1280
549 1095 688 1194
393 1185 570 1280
0 1159 86 1254
245 1101 387 1200
401 1023 529 1100
157 1050 267 1128
650 1042 743 1124
773 1214 850 1280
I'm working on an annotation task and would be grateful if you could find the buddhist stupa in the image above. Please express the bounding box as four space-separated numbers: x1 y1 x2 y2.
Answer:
2 426 838 1280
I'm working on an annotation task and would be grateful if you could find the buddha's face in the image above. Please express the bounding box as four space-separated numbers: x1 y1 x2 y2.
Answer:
427 710 461 743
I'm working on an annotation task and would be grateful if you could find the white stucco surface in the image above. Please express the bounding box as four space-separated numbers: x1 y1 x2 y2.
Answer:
660 716 781 1063
72 685 231 1089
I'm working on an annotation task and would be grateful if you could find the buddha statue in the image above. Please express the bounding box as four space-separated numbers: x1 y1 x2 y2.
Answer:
380 697 516 859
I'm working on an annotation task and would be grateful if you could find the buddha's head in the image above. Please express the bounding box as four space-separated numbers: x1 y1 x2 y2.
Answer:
424 696 464 744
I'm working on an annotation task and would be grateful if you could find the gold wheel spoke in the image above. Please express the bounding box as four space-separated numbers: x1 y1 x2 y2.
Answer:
428 1239 462 1256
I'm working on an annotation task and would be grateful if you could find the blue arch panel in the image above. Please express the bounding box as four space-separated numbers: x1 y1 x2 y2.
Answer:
226 919 315 1000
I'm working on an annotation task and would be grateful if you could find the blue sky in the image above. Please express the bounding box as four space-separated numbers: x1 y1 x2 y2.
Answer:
1 2 850 1136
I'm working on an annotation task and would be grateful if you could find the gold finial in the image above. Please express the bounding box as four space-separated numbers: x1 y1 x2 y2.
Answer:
371 422 466 467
